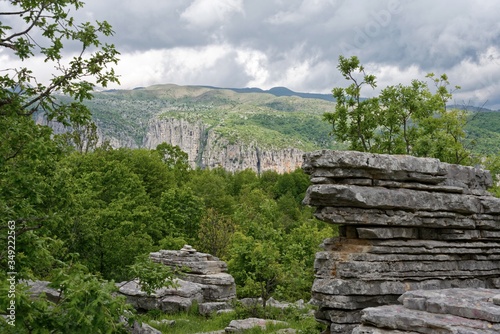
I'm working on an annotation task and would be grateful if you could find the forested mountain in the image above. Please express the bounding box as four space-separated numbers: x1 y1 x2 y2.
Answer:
41 84 344 173
41 84 500 173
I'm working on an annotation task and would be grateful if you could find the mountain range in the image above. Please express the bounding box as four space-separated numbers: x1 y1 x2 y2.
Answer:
39 84 500 173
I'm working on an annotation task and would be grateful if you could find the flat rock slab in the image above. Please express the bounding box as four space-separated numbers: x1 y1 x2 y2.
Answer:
304 184 482 214
361 304 500 334
303 150 445 176
399 288 500 323
312 278 489 297
352 325 420 334
225 318 288 333
303 150 492 190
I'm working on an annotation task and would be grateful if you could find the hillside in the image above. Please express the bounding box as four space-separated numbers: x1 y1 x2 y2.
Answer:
56 84 344 173
463 111 500 155
88 84 338 149
50 84 500 172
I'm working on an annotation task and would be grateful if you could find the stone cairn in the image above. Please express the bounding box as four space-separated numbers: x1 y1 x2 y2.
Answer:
302 150 500 333
118 245 236 314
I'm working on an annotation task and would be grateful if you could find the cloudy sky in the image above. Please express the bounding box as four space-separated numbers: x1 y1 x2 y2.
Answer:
3 0 500 109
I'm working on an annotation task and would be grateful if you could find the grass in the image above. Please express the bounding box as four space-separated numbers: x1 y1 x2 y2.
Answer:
138 300 326 334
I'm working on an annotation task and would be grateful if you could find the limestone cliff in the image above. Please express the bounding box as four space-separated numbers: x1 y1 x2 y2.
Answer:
36 114 304 173
142 117 304 173
34 113 139 149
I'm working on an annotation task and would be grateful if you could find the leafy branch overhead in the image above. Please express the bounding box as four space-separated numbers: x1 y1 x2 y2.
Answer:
0 1 131 333
0 0 119 123
324 55 471 165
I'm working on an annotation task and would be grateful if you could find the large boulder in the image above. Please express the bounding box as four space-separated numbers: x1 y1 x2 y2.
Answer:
225 318 288 333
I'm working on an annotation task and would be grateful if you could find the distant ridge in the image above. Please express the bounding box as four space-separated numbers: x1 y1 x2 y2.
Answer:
198 85 335 102
448 104 497 112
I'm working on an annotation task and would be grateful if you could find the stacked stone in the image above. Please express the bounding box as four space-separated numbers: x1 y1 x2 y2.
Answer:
302 150 500 333
149 245 236 303
119 245 236 314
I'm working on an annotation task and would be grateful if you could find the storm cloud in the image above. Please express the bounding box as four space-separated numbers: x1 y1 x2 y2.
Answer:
4 0 500 108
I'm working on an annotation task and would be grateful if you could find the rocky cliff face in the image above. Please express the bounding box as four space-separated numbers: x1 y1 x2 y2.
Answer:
35 113 139 149
142 117 207 163
143 117 304 173
37 114 304 173
302 150 500 333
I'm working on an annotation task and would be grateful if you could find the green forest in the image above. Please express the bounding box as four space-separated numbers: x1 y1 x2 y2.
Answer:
1 131 332 332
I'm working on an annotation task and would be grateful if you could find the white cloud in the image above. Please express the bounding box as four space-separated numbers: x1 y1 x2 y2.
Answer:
181 0 244 29
113 45 239 88
236 49 270 88
3 0 500 109
449 46 500 109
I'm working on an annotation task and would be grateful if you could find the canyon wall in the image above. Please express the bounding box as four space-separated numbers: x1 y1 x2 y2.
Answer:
38 115 304 173
302 150 500 333
143 118 304 174
35 113 139 149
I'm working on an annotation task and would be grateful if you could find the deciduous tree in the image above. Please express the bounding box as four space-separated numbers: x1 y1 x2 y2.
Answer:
324 56 473 164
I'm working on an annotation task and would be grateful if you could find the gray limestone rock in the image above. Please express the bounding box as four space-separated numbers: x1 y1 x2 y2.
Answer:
356 227 419 239
398 289 500 322
304 184 482 214
360 303 500 334
493 295 500 306
352 325 421 334
26 280 61 303
160 295 195 313
302 150 500 330
119 246 236 314
118 279 204 311
199 302 232 315
224 318 288 333
312 278 488 297
144 118 304 173
130 321 163 334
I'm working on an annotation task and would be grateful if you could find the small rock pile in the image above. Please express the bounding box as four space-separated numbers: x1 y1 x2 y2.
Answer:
302 150 500 333
353 288 500 333
118 245 236 314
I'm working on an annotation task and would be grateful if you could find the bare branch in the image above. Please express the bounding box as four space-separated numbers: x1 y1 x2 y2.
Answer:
1 4 47 43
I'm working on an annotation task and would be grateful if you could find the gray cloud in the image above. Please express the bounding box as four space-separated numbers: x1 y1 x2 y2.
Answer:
3 0 499 109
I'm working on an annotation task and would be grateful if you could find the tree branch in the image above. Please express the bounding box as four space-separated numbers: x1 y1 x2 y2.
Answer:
1 5 47 43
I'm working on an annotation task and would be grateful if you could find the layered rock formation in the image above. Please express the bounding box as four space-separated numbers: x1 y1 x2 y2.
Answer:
354 288 500 333
118 245 236 314
302 150 500 333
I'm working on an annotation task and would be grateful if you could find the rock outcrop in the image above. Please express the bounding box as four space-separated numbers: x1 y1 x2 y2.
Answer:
35 113 139 149
143 118 304 173
302 150 500 333
353 288 500 333
118 245 236 314
37 113 304 173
